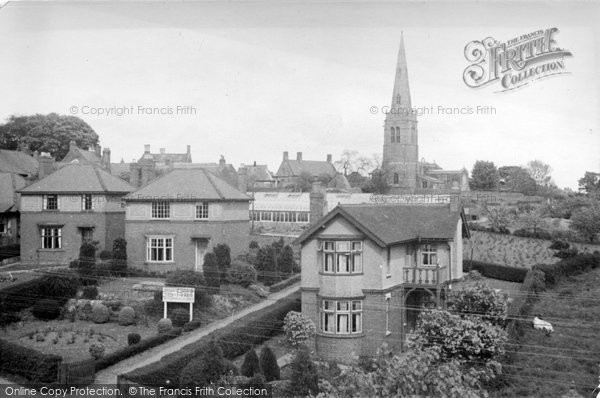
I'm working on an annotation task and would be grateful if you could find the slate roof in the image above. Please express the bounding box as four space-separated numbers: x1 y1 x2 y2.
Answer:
0 172 27 213
110 162 131 177
144 152 191 164
125 168 250 202
0 149 38 176
239 164 274 181
62 147 102 164
297 203 469 247
278 159 337 178
20 163 134 194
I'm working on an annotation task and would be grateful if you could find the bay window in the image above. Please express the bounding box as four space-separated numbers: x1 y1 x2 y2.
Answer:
320 299 362 334
320 240 362 274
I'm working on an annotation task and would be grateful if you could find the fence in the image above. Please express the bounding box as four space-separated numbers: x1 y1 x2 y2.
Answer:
57 358 96 386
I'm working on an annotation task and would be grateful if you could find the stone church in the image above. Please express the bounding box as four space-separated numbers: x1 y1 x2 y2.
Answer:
383 34 469 192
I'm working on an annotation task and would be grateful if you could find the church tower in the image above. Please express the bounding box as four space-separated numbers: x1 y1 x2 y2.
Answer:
382 33 419 190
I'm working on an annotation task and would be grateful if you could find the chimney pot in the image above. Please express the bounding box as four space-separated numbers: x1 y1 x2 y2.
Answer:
144 144 150 154
297 152 302 161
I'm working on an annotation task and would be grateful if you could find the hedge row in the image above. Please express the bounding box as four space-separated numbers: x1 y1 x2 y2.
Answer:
534 253 600 287
0 276 47 312
123 292 301 386
0 338 62 383
95 328 183 371
269 274 301 293
463 260 528 283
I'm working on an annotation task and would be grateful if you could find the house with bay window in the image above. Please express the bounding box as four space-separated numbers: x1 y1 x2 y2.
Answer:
19 163 134 266
297 203 469 362
124 168 250 272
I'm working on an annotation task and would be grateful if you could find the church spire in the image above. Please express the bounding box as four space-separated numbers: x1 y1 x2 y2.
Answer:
388 31 412 114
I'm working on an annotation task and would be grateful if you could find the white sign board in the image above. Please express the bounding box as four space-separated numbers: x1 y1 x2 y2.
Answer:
162 287 195 303
162 287 195 321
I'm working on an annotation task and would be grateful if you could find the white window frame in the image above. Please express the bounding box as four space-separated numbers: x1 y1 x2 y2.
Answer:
320 240 362 274
41 227 62 249
43 194 59 211
297 212 309 223
320 299 362 335
82 194 93 211
151 202 170 219
146 236 174 263
421 244 438 267
195 202 209 220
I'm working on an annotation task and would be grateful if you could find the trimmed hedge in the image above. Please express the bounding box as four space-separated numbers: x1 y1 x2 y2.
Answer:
463 260 527 283
95 328 182 371
0 276 47 312
269 274 301 293
0 338 62 383
123 292 301 386
534 253 600 287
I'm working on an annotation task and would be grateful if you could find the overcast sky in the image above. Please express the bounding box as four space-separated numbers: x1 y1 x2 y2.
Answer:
0 1 598 189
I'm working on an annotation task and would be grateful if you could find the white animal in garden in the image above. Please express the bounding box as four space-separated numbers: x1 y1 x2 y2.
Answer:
532 316 554 333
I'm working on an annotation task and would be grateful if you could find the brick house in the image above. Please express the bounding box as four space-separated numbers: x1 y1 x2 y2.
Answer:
124 168 251 273
19 164 134 266
297 202 469 362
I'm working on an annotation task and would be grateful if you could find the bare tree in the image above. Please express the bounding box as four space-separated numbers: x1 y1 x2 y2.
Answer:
527 160 552 188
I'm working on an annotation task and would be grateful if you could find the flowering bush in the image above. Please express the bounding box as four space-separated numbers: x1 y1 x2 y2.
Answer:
448 282 508 326
283 311 316 349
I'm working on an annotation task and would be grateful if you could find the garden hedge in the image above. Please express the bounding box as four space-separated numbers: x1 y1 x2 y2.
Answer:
123 292 301 386
534 253 600 287
463 260 528 283
269 274 301 293
0 276 46 312
0 338 62 383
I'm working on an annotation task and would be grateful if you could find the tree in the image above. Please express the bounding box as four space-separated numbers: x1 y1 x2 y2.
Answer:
570 204 600 243
470 161 499 190
290 347 319 396
498 166 537 195
213 243 231 279
203 252 221 288
259 346 280 382
0 113 99 159
293 171 314 192
578 171 600 194
254 245 277 285
518 207 549 234
335 149 359 176
527 160 552 188
283 311 316 349
448 283 508 326
241 349 261 378
483 204 514 232
111 238 127 275
277 245 296 277
179 340 237 386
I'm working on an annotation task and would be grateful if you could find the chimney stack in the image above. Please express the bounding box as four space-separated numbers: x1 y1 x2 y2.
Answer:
309 181 327 225
237 167 248 193
283 151 289 161
69 140 77 152
144 144 151 154
219 155 226 166
186 145 192 162
297 152 303 161
326 154 332 163
94 144 101 157
102 148 111 173
38 153 55 180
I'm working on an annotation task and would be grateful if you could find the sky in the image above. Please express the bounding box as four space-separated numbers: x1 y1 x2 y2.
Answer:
0 1 598 189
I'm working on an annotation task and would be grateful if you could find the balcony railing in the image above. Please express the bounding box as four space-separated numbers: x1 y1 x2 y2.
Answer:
403 265 447 286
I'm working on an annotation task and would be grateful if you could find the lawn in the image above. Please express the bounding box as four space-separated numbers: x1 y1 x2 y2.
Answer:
496 267 600 397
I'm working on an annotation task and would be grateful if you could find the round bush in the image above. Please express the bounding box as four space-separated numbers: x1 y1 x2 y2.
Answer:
226 263 257 288
127 333 141 346
82 285 98 300
90 303 110 324
249 241 259 249
40 274 80 299
118 306 136 326
157 318 173 334
89 343 105 359
171 308 189 328
32 299 62 320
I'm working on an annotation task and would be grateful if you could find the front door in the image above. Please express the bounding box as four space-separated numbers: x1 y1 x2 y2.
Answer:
195 241 208 272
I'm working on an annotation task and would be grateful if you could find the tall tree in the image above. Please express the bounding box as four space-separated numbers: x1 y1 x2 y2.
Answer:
498 166 537 195
0 113 99 159
578 171 600 194
470 161 499 190
527 160 552 188
570 204 600 243
335 149 373 177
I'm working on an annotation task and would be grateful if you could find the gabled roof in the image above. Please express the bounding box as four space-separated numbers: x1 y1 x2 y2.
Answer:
239 164 274 181
61 147 102 164
125 168 250 202
20 163 134 194
0 172 27 213
0 149 38 176
278 159 337 178
297 204 469 247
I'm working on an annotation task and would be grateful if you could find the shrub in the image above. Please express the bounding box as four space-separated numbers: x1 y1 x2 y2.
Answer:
549 239 570 251
91 303 110 323
554 247 579 259
95 332 180 371
99 250 112 261
277 245 296 277
118 306 136 326
82 285 98 300
78 242 97 284
448 282 508 326
203 252 221 288
225 263 257 288
166 270 205 287
111 238 128 275
89 343 105 359
179 340 237 387
32 298 62 320
171 308 189 328
463 260 527 283
534 253 600 287
213 243 232 270
259 346 280 382
182 319 202 332
0 338 62 383
39 274 80 300
283 311 316 349
241 349 261 377
290 347 319 396
513 228 553 240
127 333 141 346
249 241 259 249
157 318 173 334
